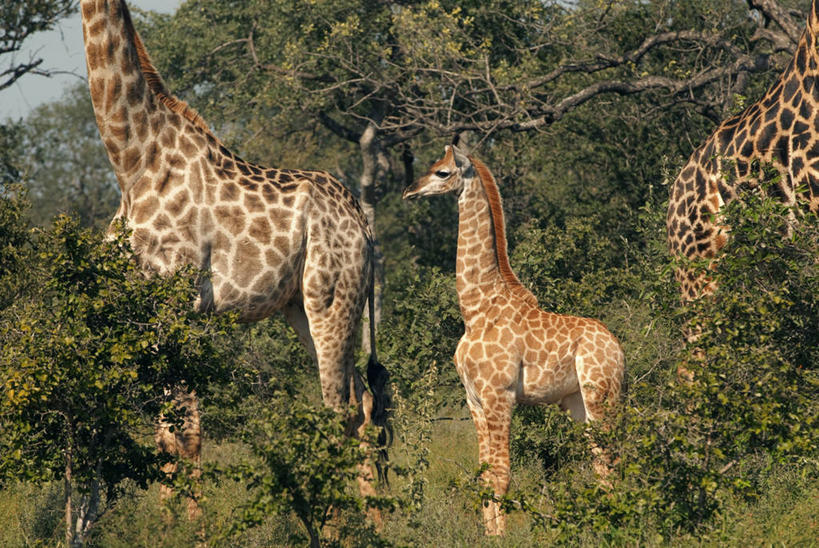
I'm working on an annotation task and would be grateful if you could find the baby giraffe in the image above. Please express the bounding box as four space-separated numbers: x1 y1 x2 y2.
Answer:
403 145 625 535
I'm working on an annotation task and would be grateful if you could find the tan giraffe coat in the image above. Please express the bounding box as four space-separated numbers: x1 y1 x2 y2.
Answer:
80 0 389 513
668 0 819 301
404 146 625 535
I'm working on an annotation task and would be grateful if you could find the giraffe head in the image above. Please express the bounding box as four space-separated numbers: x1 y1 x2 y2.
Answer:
402 145 473 199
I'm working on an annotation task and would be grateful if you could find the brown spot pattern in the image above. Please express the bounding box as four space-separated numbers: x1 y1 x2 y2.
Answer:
668 5 819 303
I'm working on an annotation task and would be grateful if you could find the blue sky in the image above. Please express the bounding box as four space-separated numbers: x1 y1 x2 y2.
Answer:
1 0 182 121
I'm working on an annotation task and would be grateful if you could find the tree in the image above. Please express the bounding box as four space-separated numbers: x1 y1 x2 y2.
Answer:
0 0 76 93
137 1 811 335
0 121 32 310
21 83 119 228
0 218 237 547
143 0 805 140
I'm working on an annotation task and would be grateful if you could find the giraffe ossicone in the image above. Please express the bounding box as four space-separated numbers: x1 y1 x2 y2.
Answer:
80 0 389 520
404 145 625 536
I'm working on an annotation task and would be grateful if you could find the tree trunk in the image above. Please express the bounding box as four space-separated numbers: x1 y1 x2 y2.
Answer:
73 479 100 547
65 444 72 548
359 120 386 356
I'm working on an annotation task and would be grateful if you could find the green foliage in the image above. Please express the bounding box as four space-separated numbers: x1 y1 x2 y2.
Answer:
684 189 818 464
0 216 236 508
225 390 393 547
391 360 439 515
508 192 818 543
380 265 463 403
0 123 32 310
20 83 119 228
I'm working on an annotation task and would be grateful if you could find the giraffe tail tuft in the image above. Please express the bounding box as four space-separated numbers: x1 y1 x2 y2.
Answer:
367 354 392 484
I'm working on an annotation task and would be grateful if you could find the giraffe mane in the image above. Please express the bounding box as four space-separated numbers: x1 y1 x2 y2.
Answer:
121 2 212 134
469 156 538 306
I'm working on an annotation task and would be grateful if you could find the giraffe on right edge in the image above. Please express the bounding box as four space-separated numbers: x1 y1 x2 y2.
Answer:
404 145 625 536
668 0 819 303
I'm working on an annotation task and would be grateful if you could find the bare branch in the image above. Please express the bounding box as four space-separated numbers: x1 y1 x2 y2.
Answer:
0 59 44 92
747 0 803 46
520 30 748 92
513 52 772 131
318 111 360 143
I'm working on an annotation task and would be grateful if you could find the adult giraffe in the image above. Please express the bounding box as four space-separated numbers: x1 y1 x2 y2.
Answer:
404 145 624 535
79 0 389 516
668 0 819 303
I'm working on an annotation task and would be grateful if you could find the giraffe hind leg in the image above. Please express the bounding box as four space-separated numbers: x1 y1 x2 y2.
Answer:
155 388 202 521
300 260 384 525
573 349 621 480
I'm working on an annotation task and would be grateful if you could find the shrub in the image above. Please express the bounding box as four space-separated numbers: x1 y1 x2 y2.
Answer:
510 191 817 543
0 217 237 546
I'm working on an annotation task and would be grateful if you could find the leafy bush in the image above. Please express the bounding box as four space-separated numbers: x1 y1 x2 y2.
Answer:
0 217 237 545
509 191 818 543
381 265 464 404
225 389 393 548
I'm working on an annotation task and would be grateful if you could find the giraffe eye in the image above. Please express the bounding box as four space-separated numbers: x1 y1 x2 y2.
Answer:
435 170 451 178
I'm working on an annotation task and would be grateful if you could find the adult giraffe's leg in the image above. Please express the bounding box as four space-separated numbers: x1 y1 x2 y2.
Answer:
155 387 202 520
300 258 382 524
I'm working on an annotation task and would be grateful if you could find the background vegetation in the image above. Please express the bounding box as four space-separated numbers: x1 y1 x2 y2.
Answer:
1 0 817 546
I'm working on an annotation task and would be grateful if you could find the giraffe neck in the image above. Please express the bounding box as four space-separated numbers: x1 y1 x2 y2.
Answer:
703 0 819 209
80 0 209 193
455 158 536 325
788 0 819 80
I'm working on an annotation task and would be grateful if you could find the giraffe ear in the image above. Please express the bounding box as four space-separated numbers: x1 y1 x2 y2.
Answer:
451 145 470 170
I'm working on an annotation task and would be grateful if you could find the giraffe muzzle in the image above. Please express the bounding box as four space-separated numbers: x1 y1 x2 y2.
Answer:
402 185 421 200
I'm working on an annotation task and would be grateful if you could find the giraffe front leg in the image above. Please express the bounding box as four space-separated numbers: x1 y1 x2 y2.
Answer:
482 394 513 536
456 345 498 534
155 387 202 521
457 345 517 535
463 389 496 534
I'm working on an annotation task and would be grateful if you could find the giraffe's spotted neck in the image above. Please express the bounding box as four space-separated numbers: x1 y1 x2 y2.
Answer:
455 158 536 325
80 0 209 193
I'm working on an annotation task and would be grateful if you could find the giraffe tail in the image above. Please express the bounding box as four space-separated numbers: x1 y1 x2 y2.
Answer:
365 245 392 484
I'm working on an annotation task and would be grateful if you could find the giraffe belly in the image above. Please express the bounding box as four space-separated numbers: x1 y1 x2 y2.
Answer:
516 357 579 406
209 266 300 322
